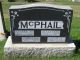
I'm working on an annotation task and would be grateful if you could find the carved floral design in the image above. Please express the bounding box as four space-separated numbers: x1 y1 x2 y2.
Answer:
63 10 71 32
10 11 19 30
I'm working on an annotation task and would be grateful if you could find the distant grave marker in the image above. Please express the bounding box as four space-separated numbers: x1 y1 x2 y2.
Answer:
0 1 6 41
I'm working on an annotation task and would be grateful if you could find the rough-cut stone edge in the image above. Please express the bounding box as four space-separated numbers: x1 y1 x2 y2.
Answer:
4 36 76 56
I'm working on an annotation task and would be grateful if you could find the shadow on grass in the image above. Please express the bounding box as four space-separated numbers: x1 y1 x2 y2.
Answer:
5 31 10 38
73 40 80 53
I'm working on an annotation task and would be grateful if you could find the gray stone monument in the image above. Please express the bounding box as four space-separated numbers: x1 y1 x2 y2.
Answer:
4 3 76 56
0 1 6 41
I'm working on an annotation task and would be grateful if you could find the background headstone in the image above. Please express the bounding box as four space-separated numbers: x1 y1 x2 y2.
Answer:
0 1 6 41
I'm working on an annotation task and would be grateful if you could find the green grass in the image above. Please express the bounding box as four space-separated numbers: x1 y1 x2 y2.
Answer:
70 17 80 40
0 41 6 58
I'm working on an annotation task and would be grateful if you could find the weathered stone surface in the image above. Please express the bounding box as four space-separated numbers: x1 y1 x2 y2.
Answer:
4 36 76 56
0 12 6 41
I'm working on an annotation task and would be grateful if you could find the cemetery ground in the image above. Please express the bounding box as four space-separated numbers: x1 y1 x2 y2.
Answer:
0 0 80 60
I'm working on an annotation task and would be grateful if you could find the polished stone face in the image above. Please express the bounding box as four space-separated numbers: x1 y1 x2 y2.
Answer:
9 3 73 43
18 21 63 29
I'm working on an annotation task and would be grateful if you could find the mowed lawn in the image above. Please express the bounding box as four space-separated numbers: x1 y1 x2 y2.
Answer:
0 0 80 60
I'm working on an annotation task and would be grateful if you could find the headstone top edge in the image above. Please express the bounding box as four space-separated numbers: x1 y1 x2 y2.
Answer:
9 3 72 10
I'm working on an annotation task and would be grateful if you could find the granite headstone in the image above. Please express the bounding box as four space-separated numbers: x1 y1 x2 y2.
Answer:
4 3 75 56
9 3 73 43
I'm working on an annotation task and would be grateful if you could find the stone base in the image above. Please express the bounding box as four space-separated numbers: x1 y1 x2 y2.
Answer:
4 36 76 56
